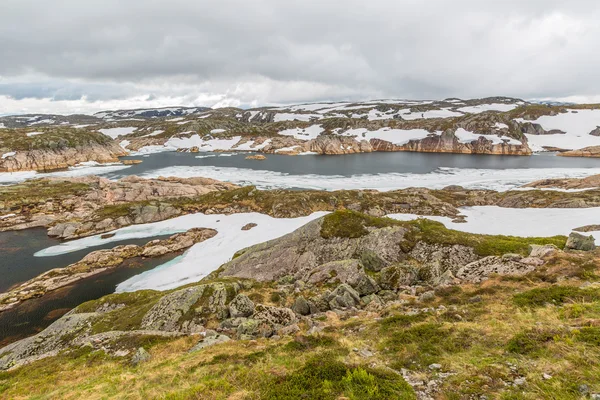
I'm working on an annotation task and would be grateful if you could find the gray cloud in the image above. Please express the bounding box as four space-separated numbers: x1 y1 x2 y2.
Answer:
1 0 600 113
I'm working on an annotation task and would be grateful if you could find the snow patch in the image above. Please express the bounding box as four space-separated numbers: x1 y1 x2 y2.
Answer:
26 131 44 137
279 125 324 140
274 113 323 122
388 206 600 244
458 103 518 113
454 128 521 145
99 127 137 139
520 109 600 151
1 152 16 159
35 211 329 291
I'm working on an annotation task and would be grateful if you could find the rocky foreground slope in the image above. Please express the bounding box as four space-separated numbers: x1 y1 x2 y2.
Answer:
0 210 599 399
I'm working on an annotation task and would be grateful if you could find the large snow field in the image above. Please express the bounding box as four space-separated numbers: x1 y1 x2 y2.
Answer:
138 165 600 192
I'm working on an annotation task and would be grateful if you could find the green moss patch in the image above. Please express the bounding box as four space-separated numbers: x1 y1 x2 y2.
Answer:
261 354 415 400
320 210 402 239
513 286 600 308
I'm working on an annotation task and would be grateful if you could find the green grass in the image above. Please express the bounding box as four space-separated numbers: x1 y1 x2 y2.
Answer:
261 354 415 400
506 329 558 355
75 290 163 333
513 286 600 308
320 210 403 239
406 218 567 257
320 210 567 257
0 179 92 209
0 128 113 152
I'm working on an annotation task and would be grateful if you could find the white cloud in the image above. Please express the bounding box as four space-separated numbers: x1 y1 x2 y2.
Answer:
1 0 600 113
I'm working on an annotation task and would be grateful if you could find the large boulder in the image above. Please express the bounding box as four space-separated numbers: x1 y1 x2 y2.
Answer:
141 282 240 332
305 259 364 286
252 304 296 326
565 232 596 251
360 250 386 272
529 244 559 258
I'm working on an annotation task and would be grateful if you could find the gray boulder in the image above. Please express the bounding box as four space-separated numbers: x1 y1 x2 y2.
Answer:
529 244 558 258
131 347 151 365
566 232 596 251
360 250 386 272
228 294 255 318
189 334 231 352
291 296 311 316
379 265 417 290
353 274 380 295
327 284 361 309
456 256 534 283
252 304 296 326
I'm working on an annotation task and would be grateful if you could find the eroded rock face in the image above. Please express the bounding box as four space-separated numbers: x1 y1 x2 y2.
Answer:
410 242 479 279
217 219 410 282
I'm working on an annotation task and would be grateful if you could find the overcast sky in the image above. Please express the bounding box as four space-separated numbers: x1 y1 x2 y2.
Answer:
2 0 600 114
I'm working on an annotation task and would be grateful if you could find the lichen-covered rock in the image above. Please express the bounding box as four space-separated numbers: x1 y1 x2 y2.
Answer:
0 312 95 370
141 286 206 332
529 244 559 258
252 304 296 326
306 259 364 286
410 242 479 279
565 232 596 251
360 250 386 272
228 294 255 318
131 347 151 365
327 284 361 309
379 265 418 290
456 256 535 283
352 274 380 295
291 296 311 316
189 334 231 352
140 282 240 332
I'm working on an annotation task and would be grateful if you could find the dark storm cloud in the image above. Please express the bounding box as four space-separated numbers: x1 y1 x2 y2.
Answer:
1 0 600 113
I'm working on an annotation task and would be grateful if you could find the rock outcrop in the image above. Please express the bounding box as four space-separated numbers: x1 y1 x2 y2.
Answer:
0 142 127 172
559 146 600 158
0 175 237 239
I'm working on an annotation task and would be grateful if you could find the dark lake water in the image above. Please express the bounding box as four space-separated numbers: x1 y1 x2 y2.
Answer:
102 150 600 179
0 229 175 345
0 228 172 293
0 254 177 346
